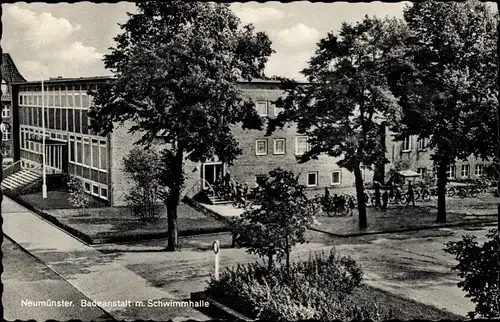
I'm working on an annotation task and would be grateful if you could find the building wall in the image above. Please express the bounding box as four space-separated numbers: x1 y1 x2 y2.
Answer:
386 133 491 180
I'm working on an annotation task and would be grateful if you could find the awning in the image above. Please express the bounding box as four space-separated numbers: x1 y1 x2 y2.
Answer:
397 170 421 177
26 138 67 146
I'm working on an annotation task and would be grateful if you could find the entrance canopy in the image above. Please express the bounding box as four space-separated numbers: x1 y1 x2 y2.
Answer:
397 170 421 178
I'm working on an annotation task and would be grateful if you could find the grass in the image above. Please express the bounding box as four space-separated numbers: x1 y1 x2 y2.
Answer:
314 195 498 236
15 192 229 244
18 191 108 209
349 284 464 320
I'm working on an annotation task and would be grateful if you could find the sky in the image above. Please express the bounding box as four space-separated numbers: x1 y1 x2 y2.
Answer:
1 1 497 82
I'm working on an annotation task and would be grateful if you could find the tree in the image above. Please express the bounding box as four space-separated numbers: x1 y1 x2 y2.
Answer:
123 147 162 221
89 2 273 251
387 0 498 222
444 229 499 319
235 168 320 273
268 16 406 229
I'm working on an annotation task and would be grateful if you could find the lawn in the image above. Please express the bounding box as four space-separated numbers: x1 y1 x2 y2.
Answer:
315 195 498 236
18 191 108 209
17 192 229 244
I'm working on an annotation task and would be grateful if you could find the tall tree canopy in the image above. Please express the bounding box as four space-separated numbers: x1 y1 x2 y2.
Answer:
387 0 498 222
89 1 274 250
268 16 407 229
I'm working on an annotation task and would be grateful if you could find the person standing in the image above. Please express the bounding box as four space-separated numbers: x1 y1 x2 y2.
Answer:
406 181 415 207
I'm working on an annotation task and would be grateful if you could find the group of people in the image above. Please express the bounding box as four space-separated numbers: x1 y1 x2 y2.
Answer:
371 179 416 211
213 172 250 207
323 188 356 216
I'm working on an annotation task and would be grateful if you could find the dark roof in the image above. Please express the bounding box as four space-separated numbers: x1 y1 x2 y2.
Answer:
12 75 114 86
1 53 27 84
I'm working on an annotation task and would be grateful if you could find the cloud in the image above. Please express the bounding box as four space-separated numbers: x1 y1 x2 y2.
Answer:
232 6 286 24
2 4 105 80
273 23 321 48
264 51 313 81
59 42 103 64
5 5 81 49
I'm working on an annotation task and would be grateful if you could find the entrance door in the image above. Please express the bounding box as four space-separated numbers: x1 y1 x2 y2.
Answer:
202 163 224 189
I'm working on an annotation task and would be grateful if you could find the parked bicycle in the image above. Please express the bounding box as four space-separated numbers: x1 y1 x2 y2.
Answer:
457 185 480 199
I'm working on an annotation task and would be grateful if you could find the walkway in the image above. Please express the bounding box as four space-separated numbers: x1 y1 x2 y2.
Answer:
1 196 210 321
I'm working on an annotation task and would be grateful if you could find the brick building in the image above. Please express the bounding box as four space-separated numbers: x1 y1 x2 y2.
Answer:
1 53 27 163
9 77 367 206
385 133 490 181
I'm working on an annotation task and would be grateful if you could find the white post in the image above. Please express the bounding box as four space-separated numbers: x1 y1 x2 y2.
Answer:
41 75 47 199
213 240 220 281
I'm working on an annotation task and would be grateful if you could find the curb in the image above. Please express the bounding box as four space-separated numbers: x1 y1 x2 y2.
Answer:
311 219 498 238
190 292 254 321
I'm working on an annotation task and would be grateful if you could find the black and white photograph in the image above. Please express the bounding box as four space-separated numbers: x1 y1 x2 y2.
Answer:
1 1 499 321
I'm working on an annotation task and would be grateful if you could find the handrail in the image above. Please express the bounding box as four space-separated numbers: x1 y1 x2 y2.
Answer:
180 177 217 200
30 163 43 175
3 160 21 171
180 178 202 200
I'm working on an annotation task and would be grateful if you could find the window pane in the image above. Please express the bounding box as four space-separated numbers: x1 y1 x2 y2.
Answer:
55 91 61 106
101 187 108 198
74 93 81 107
62 109 67 131
332 172 341 184
75 110 81 133
76 140 82 163
67 94 74 107
256 140 267 155
92 140 99 168
61 92 67 107
100 143 107 169
81 110 88 134
84 140 91 166
82 94 89 108
307 173 317 186
49 108 55 129
256 101 268 116
55 108 61 130
68 109 74 132
70 141 75 162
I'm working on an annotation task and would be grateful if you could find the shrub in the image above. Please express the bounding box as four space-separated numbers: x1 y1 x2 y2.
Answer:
123 148 161 221
67 176 91 215
444 229 500 319
204 249 384 321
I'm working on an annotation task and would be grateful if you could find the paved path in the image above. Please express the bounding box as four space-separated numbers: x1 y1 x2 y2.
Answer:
2 238 112 321
2 197 210 321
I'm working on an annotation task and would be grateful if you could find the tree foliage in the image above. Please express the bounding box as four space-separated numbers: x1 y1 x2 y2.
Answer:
268 16 407 229
88 1 274 250
444 229 500 319
123 147 162 221
387 0 498 222
235 168 320 272
67 176 91 215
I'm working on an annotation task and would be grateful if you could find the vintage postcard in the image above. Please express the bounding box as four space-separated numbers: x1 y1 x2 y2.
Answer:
1 1 499 321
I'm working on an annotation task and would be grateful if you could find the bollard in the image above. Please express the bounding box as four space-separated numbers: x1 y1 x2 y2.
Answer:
213 240 220 281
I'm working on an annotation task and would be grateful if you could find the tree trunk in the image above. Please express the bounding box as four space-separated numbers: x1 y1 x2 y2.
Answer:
165 146 184 251
285 235 290 277
373 123 387 184
354 164 367 230
436 157 448 223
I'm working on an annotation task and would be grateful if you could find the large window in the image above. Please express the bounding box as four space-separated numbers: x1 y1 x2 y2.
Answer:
255 139 268 156
402 136 411 152
83 138 91 166
446 164 456 180
475 164 484 176
256 101 268 117
417 137 428 151
307 172 318 187
76 138 83 164
461 164 470 178
331 171 342 185
2 105 10 118
295 136 309 155
273 138 285 155
2 127 11 141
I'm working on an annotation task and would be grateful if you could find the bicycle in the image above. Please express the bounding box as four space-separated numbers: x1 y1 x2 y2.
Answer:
457 186 480 199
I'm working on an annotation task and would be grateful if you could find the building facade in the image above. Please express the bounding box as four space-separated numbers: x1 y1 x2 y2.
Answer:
1 53 27 163
11 77 368 206
386 133 490 181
